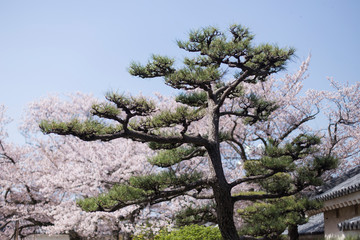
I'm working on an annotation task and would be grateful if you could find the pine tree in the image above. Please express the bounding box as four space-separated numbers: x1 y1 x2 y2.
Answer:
40 25 336 240
238 136 337 240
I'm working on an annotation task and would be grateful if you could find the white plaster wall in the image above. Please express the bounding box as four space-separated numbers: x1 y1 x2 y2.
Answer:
324 205 359 239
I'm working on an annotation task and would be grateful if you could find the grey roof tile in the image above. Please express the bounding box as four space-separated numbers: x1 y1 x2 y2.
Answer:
338 216 360 231
315 166 360 201
298 213 324 235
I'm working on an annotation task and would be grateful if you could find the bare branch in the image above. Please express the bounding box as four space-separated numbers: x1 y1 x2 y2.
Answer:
277 111 319 143
0 141 16 164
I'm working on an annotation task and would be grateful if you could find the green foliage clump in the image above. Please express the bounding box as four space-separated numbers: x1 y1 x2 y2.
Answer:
105 92 156 115
39 119 121 140
129 170 202 192
244 135 338 196
140 106 205 129
148 146 205 167
239 135 337 239
344 236 360 240
129 55 175 78
77 170 203 211
259 172 293 195
174 204 217 227
154 225 222 240
147 141 181 150
241 93 279 125
78 184 149 211
238 196 321 239
175 91 208 108
165 65 222 90
233 191 266 197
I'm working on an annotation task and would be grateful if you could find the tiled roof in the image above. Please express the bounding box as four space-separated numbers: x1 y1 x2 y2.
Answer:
299 167 360 236
298 213 324 235
315 166 360 201
338 216 360 231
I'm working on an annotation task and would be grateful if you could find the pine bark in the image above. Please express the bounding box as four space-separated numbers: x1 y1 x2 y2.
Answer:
288 224 299 240
207 102 240 240
213 184 239 239
207 144 239 240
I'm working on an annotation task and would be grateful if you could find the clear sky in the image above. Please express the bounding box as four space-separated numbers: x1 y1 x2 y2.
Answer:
0 0 359 143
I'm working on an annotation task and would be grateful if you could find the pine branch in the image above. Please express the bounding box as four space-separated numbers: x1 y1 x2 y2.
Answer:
105 93 156 117
79 178 213 212
40 119 209 146
185 192 214 200
226 140 247 162
215 70 249 110
129 55 175 78
229 171 277 188
148 146 206 167
232 189 299 202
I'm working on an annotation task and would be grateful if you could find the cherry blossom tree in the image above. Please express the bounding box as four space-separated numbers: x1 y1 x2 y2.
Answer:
1 94 158 239
0 104 51 239
321 79 360 170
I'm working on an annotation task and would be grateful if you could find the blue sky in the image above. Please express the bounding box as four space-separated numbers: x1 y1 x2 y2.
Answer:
0 0 359 143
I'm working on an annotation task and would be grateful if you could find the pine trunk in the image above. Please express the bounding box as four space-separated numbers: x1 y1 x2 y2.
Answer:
207 102 240 240
207 144 239 240
288 224 299 240
213 184 239 240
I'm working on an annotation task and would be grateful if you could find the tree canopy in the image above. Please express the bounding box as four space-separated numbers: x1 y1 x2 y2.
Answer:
38 25 340 240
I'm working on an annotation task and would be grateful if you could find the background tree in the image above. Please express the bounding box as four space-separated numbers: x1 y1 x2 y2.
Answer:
40 25 338 240
1 93 224 239
0 104 53 239
321 79 360 171
1 95 158 239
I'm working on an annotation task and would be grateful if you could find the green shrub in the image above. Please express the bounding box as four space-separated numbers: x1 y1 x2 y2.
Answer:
153 225 222 240
344 236 360 240
324 237 360 240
